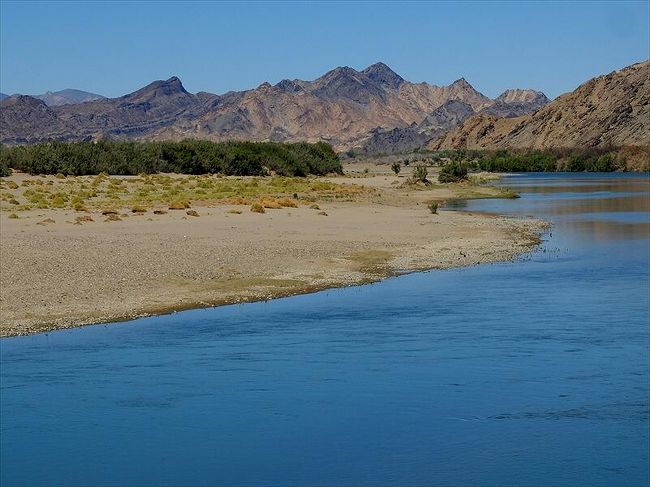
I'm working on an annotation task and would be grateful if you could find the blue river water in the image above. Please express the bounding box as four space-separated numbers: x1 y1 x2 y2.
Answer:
1 173 649 486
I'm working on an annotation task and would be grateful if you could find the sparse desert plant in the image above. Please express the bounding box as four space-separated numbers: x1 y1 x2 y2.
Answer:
8 213 18 219
250 203 265 213
318 211 328 216
413 165 428 183
227 209 243 214
428 202 439 214
153 209 168 215
75 215 94 223
186 209 200 217
309 203 320 210
131 205 147 213
391 162 401 175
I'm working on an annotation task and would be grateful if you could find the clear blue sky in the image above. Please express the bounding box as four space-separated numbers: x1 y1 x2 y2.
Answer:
1 1 648 100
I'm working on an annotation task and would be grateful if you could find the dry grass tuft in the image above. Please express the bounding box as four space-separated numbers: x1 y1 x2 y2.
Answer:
261 198 283 209
75 215 94 224
277 198 298 208
250 203 265 214
186 209 200 217
169 200 191 210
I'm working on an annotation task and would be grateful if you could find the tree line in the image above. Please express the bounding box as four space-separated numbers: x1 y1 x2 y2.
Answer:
430 148 621 172
0 140 343 177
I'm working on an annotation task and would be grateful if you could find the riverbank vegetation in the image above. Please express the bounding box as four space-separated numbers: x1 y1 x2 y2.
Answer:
0 140 343 177
0 173 369 213
344 146 649 172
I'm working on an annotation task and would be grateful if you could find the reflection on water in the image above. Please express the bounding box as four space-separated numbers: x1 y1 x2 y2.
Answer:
1 173 649 487
448 174 650 242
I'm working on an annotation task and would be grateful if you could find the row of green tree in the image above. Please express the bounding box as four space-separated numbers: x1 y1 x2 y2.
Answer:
430 148 619 172
0 140 343 177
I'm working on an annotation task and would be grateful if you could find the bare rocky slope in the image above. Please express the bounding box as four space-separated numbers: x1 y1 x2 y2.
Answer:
433 61 649 150
0 63 548 151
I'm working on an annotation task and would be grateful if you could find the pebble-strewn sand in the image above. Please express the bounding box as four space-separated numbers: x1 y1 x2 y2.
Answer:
0 169 547 336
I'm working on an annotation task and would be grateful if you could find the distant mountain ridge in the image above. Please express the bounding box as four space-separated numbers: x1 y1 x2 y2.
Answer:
1 89 104 106
34 89 105 106
1 62 554 150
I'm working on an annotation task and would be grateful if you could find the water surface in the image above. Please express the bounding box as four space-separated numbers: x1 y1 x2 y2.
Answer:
1 173 649 486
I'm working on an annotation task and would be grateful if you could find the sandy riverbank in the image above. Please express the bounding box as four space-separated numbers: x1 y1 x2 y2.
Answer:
0 165 546 336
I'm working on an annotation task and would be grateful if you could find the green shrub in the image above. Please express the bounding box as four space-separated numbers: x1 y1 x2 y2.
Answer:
413 165 428 183
438 162 468 183
391 162 401 175
0 159 11 177
428 202 438 214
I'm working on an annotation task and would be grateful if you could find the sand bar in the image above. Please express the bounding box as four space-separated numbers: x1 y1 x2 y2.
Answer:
0 165 546 336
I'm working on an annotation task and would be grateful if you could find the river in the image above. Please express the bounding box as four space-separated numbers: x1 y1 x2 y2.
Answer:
1 173 648 486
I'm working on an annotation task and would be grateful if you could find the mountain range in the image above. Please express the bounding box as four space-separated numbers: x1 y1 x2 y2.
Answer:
1 61 647 153
0 63 547 150
0 89 104 106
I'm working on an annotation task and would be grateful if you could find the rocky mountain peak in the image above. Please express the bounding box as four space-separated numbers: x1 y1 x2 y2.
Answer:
451 77 471 88
274 79 303 93
126 76 189 102
496 88 549 104
312 66 384 102
361 62 404 90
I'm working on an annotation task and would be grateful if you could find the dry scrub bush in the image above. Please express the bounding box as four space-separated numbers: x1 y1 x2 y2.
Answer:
169 200 191 210
277 198 298 208
250 203 265 213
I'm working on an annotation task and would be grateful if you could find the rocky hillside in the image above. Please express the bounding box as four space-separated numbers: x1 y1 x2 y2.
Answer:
0 63 548 150
433 61 649 150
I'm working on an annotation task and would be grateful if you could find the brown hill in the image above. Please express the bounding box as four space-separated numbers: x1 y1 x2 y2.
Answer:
433 61 649 150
